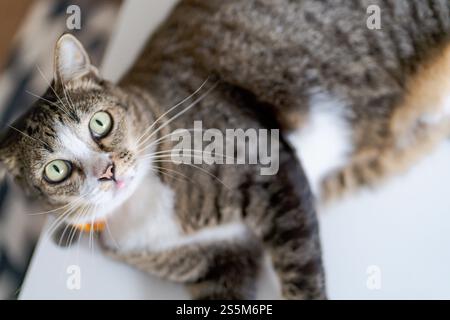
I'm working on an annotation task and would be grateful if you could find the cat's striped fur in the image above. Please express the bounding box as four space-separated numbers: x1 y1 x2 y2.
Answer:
128 0 450 201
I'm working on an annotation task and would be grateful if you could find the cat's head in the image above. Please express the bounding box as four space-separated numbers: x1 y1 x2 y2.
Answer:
0 34 153 225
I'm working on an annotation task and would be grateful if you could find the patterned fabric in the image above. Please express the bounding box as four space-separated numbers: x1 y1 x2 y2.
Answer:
0 0 120 299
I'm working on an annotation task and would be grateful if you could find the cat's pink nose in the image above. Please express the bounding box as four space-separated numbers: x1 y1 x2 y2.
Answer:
98 163 115 181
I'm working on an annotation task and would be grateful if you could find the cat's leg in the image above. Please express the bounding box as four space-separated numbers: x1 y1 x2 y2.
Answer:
185 238 263 300
52 223 82 247
264 212 326 300
236 155 327 299
104 234 263 299
247 172 326 299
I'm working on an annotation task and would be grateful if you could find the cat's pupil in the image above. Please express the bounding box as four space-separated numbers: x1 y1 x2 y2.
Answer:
95 119 103 127
53 164 60 173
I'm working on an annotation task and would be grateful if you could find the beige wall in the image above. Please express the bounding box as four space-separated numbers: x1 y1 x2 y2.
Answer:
0 0 33 68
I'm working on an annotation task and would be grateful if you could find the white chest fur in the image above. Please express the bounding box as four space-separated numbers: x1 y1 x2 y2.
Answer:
102 173 248 253
102 174 180 253
287 91 353 197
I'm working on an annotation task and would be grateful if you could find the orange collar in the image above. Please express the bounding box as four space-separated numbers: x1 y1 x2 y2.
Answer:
75 220 106 232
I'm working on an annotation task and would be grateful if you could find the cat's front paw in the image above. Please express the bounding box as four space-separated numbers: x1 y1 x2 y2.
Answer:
52 223 81 248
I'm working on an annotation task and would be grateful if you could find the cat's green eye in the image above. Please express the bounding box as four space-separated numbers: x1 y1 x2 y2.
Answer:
44 160 72 183
89 111 112 138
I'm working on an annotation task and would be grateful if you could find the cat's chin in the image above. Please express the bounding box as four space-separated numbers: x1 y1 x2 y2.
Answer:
93 179 142 222
67 178 139 226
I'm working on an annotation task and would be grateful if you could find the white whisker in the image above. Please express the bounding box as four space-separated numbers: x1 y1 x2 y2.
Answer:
36 65 72 115
66 202 91 248
136 77 210 144
45 204 79 239
150 167 187 184
104 218 120 250
150 159 230 190
25 90 72 118
139 148 235 162
7 125 51 150
137 128 206 154
45 193 90 238
137 81 218 149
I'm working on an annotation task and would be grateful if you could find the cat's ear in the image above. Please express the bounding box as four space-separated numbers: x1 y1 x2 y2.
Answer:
54 33 99 86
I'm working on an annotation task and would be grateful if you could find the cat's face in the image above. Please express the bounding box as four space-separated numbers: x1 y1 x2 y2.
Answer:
0 34 153 225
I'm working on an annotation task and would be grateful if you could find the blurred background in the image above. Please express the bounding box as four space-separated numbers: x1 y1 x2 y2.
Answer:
0 0 122 299
1 0 450 300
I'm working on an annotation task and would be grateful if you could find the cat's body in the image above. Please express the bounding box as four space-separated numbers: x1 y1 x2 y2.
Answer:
1 0 450 300
127 0 450 200
101 78 324 299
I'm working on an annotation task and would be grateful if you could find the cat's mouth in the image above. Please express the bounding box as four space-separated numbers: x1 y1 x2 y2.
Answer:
97 169 134 194
97 162 131 192
105 177 128 192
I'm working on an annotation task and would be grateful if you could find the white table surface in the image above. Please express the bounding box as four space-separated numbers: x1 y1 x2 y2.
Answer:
20 0 450 299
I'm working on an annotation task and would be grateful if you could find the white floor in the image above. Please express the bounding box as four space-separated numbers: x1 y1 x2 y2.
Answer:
19 0 450 299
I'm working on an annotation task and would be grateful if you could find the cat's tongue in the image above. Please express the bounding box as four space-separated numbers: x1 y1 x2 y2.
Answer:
116 180 126 189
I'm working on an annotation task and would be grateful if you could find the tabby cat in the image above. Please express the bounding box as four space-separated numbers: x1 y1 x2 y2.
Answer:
1 0 450 299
